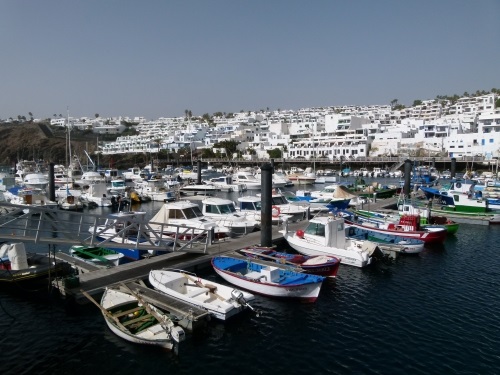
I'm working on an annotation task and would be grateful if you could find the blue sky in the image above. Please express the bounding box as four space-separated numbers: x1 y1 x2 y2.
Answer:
1 1 499 120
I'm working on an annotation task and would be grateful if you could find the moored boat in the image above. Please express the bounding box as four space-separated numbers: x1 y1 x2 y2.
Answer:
148 269 256 320
0 242 72 283
69 245 125 268
281 216 381 268
344 213 448 244
95 286 185 349
211 256 325 302
238 246 341 277
345 224 425 254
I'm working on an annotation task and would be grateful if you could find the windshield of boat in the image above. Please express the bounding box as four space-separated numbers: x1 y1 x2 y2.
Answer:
240 201 260 210
305 222 326 237
182 206 204 219
206 203 236 214
271 196 287 205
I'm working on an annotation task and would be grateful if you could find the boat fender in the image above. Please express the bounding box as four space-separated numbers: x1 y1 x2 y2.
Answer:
272 206 281 218
296 229 305 238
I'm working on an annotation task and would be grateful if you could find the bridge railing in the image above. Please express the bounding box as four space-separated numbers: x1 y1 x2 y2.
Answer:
0 203 215 254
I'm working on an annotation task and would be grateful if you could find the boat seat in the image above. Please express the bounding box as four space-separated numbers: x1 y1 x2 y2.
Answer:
185 287 210 298
112 306 143 318
122 314 153 326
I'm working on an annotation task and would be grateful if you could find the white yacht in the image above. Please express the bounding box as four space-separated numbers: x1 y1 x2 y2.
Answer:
79 181 113 207
23 173 49 190
236 195 293 225
232 170 261 190
148 200 230 240
201 197 258 237
208 175 247 192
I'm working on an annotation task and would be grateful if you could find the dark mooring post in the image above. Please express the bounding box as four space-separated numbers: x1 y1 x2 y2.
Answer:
48 162 56 202
450 158 456 179
260 163 273 247
197 159 202 185
403 159 412 199
270 158 275 174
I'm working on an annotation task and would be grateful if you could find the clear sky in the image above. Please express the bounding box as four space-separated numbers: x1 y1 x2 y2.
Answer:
1 0 499 120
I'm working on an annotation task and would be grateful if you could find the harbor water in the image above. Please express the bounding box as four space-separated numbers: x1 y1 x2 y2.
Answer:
1 181 500 375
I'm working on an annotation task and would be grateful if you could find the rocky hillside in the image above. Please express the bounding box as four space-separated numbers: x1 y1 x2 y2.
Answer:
0 122 121 168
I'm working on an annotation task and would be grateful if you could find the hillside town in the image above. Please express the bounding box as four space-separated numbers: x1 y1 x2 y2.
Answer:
37 91 500 162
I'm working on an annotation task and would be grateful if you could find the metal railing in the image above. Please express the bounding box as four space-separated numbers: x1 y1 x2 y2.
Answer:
0 203 215 254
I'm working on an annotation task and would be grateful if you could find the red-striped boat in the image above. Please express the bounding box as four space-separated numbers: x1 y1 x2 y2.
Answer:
345 214 447 244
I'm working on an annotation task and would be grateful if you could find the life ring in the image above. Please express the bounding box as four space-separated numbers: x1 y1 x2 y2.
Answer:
272 205 281 217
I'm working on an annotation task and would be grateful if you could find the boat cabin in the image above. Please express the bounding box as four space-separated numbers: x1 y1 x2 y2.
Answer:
296 216 347 248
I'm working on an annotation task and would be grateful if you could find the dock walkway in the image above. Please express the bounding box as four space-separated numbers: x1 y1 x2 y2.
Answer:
55 221 304 302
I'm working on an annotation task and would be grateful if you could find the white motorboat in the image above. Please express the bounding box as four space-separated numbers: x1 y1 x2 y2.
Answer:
79 181 113 207
23 173 49 189
149 269 255 320
148 200 230 240
208 175 247 192
201 196 258 236
236 195 293 225
232 170 262 190
281 215 382 268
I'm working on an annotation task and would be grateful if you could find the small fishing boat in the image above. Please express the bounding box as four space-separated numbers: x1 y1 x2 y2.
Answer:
69 245 125 268
345 224 425 254
58 195 84 211
0 242 72 283
149 269 256 320
211 256 325 302
281 215 382 268
238 246 341 277
344 213 448 244
87 285 185 349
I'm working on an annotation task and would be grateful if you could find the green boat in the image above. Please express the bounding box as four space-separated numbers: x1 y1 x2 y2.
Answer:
69 245 125 267
398 201 460 235
355 205 460 235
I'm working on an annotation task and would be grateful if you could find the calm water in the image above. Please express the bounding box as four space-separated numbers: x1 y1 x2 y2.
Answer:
1 182 500 375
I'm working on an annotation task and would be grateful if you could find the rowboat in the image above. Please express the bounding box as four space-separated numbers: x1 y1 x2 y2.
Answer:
86 285 185 349
69 245 125 268
149 269 256 320
211 256 325 303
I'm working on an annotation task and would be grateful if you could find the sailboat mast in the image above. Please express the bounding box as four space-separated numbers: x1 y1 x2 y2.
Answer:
67 107 72 166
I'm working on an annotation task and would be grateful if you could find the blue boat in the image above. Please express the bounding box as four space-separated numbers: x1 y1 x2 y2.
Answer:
211 256 325 302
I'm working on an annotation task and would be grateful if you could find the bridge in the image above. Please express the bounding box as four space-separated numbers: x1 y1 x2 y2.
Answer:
0 203 215 254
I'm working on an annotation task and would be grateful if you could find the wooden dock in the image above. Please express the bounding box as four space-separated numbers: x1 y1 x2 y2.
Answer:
53 221 304 300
